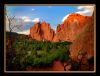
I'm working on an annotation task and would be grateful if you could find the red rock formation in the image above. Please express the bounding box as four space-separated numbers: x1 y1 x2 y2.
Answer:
70 13 94 63
52 13 95 66
30 13 94 63
30 13 93 43
30 22 55 41
53 13 93 42
30 22 41 41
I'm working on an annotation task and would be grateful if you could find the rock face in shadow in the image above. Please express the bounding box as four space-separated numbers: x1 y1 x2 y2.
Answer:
30 22 55 41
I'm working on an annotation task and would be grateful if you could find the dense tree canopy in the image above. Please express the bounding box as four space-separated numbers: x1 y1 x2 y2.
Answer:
6 32 72 70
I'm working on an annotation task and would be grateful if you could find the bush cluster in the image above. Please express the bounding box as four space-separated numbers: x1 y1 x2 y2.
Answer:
6 32 72 70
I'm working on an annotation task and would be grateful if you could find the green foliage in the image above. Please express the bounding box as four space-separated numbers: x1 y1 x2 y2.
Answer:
7 32 72 70
71 61 79 71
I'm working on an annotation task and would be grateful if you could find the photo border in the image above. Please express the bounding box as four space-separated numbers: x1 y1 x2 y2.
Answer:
4 4 96 73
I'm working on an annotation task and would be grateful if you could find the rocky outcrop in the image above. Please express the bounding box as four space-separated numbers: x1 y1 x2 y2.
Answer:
30 13 93 43
52 13 94 66
30 22 55 41
30 13 94 64
53 13 93 42
69 13 94 63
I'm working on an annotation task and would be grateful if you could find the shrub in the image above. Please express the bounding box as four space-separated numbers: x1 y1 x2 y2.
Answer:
7 32 71 70
71 61 79 71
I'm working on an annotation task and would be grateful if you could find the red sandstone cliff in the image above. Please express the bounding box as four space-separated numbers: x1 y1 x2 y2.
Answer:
30 13 93 43
30 13 94 61
69 13 94 62
30 21 55 41
53 13 93 42
28 12 95 71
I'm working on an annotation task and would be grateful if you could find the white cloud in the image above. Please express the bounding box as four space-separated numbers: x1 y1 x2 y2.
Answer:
32 8 35 11
76 6 94 16
62 5 94 22
21 16 29 20
20 16 31 22
32 18 40 23
62 14 70 22
77 6 94 10
6 16 40 34
24 19 31 22
20 16 40 23
6 16 24 32
17 29 30 35
48 6 52 8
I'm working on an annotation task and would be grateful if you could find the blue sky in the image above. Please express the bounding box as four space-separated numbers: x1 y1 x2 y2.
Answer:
6 5 94 35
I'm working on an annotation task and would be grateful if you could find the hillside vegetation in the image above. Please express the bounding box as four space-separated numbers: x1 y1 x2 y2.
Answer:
6 32 72 70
